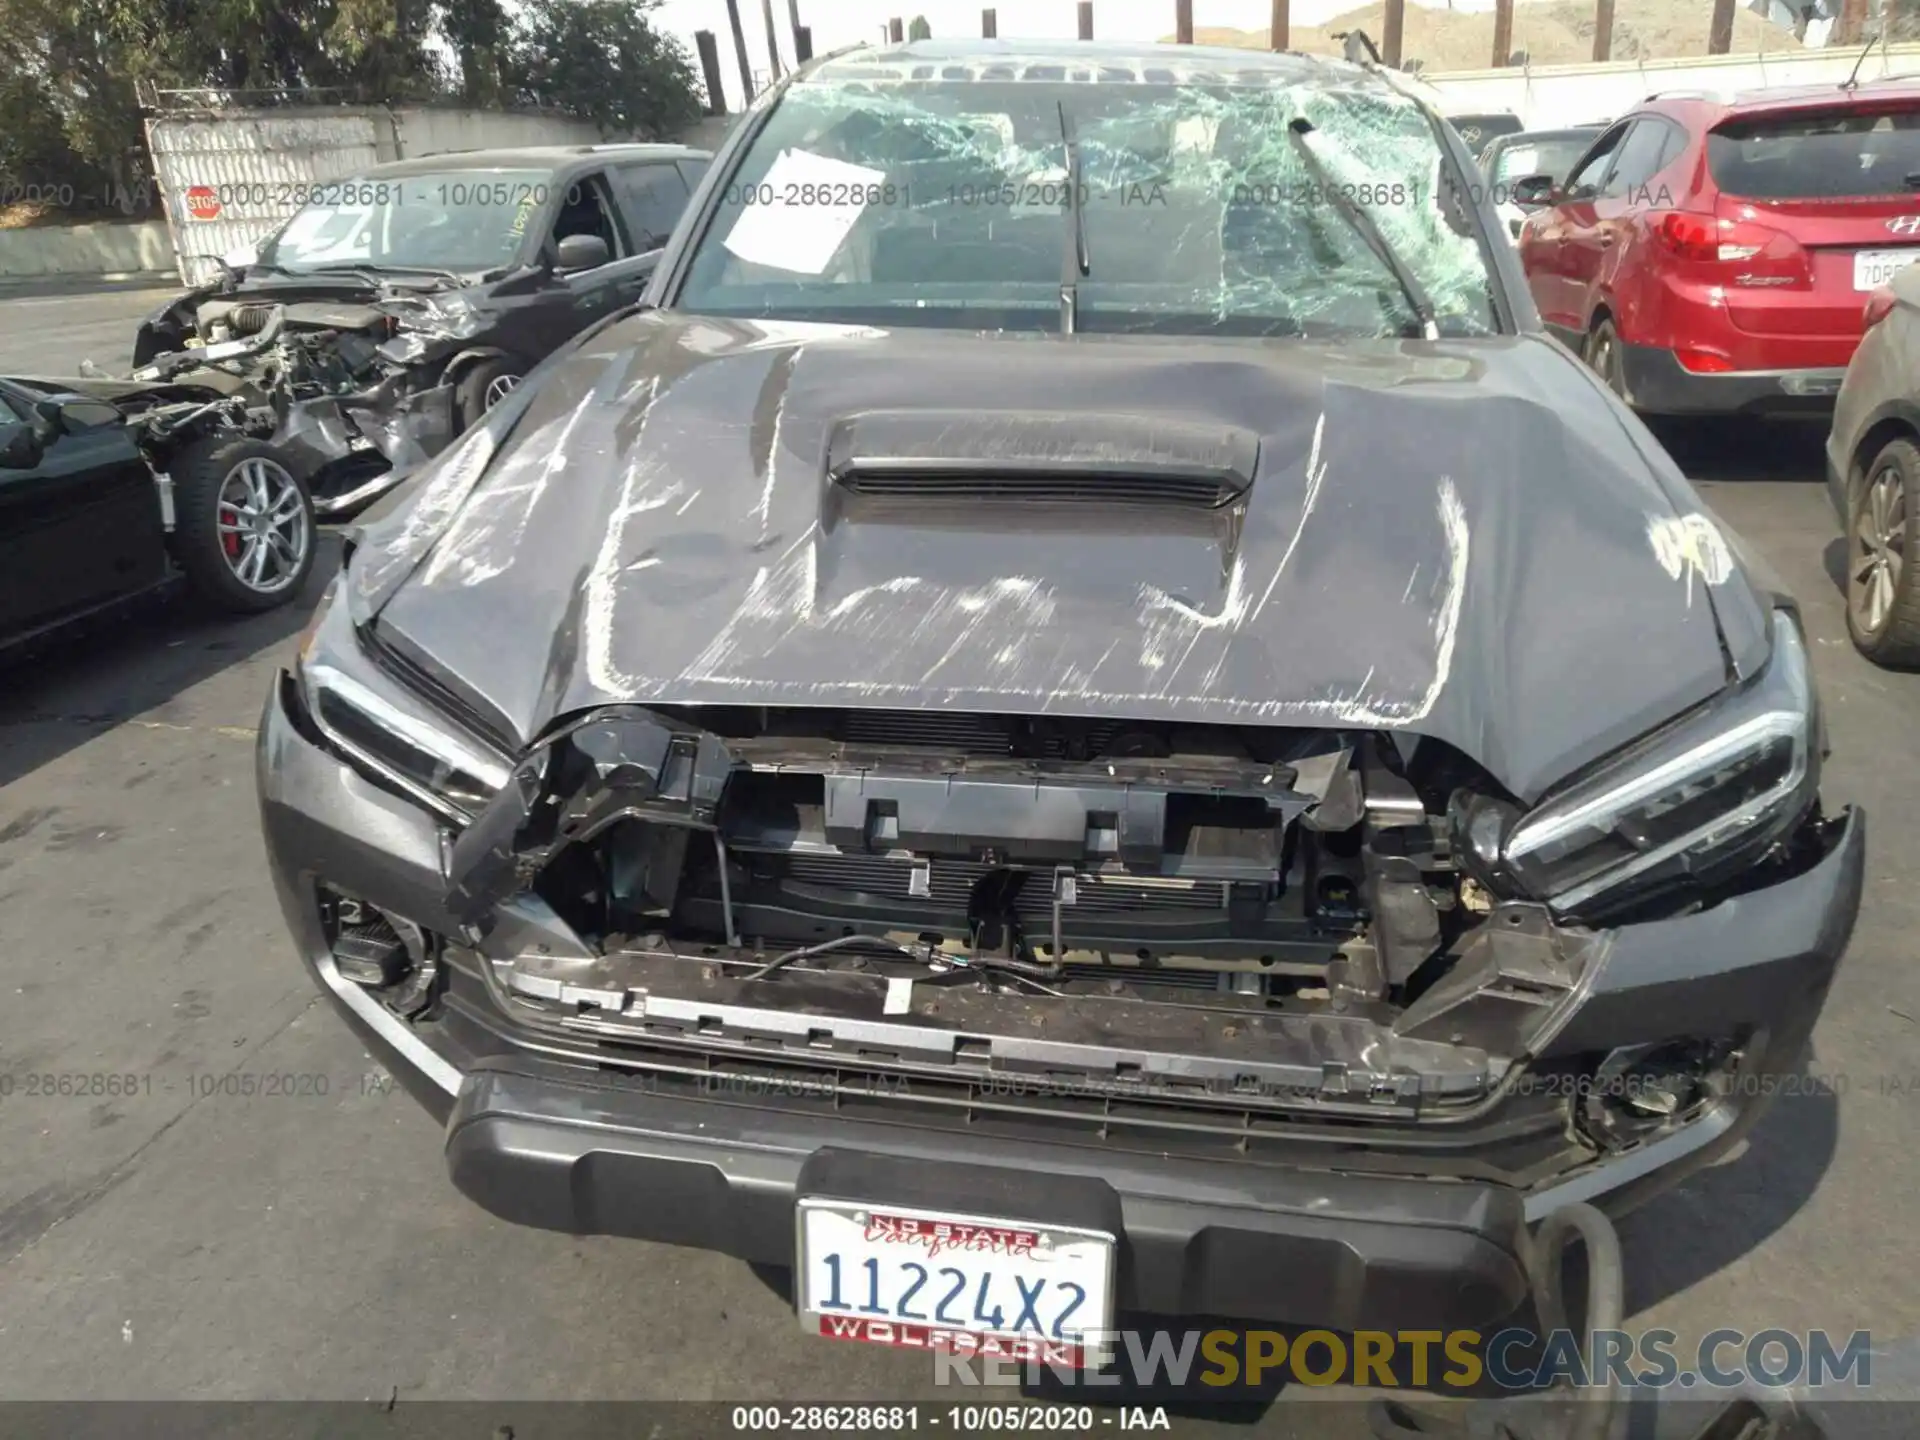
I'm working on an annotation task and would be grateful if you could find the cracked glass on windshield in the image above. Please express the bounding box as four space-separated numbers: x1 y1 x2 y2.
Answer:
675 64 1499 337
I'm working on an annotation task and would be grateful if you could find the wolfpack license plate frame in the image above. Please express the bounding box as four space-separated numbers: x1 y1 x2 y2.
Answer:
795 1197 1118 1368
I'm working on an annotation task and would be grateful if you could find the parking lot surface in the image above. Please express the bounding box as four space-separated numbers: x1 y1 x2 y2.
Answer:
0 282 178 377
1 286 1916 1426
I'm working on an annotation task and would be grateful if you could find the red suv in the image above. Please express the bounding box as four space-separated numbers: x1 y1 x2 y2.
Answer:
1517 81 1920 417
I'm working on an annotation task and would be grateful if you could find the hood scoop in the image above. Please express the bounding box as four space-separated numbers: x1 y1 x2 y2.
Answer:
824 409 1259 514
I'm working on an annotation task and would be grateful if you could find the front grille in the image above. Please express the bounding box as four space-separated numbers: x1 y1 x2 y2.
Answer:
842 711 1018 753
836 468 1241 509
838 710 1122 757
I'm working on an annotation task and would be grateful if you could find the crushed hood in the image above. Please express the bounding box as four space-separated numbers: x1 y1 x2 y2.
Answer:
351 311 1772 802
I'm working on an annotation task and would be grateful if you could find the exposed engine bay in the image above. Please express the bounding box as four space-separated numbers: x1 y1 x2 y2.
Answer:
11 363 285 492
121 278 496 516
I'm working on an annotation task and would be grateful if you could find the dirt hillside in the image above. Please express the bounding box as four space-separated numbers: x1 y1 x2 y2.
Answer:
1178 1 1791 72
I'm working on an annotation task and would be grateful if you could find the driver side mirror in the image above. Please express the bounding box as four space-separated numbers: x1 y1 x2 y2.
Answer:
555 233 611 273
0 422 45 471
1509 173 1558 208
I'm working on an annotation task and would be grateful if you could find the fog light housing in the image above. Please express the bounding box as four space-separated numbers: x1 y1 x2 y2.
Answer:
321 888 441 1017
1580 1038 1737 1147
332 899 409 987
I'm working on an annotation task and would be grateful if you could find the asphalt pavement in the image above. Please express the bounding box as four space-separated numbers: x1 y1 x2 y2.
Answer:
0 281 178 376
1 285 1916 1431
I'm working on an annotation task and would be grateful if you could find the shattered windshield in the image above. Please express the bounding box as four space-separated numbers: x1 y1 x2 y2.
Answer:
261 168 554 275
675 69 1499 337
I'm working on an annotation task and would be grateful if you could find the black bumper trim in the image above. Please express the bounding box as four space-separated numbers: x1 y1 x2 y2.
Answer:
1619 343 1845 418
444 1064 1531 1331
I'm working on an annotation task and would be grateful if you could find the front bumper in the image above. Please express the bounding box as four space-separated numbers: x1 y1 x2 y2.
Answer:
1619 343 1846 418
257 673 1866 1332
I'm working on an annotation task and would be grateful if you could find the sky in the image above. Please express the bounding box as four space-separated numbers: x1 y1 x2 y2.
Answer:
652 0 1513 112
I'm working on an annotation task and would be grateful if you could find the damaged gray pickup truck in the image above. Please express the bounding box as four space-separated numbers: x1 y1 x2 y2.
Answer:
259 40 1864 1355
128 143 709 518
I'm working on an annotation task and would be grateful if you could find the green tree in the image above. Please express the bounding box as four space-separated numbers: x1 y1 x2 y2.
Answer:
437 0 510 104
0 68 91 205
0 0 448 218
507 0 702 139
0 0 701 227
0 0 155 205
908 14 931 40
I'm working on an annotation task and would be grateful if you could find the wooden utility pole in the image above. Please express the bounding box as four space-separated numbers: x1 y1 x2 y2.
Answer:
760 0 783 79
694 30 728 113
787 0 804 59
1492 0 1513 65
1271 0 1290 50
1837 0 1869 44
1707 0 1735 53
982 8 996 37
888 16 904 42
795 24 812 60
1175 0 1193 43
725 0 754 101
1593 0 1614 61
1079 2 1094 39
1382 0 1405 66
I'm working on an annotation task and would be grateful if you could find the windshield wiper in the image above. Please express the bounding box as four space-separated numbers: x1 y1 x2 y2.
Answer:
377 264 469 285
307 261 465 286
299 264 385 285
1057 101 1090 335
1285 117 1440 341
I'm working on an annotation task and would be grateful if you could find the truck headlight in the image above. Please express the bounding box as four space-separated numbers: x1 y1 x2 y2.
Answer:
295 581 511 823
1501 610 1817 918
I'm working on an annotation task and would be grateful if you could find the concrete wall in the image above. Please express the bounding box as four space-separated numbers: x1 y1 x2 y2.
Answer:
389 107 606 157
1422 40 1920 131
678 114 739 153
0 221 175 282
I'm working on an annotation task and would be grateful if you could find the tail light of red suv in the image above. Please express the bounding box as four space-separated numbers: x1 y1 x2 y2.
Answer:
1647 211 1817 373
1650 211 1812 284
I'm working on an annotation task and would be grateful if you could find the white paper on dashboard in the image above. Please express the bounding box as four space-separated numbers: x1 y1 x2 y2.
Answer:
720 148 889 275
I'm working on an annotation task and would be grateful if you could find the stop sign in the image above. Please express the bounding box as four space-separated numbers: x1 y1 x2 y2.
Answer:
185 185 222 221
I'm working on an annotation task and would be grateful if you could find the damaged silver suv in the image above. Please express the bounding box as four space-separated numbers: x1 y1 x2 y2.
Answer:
259 40 1863 1358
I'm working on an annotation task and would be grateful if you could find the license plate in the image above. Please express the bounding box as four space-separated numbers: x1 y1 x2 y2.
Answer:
795 1198 1116 1367
1854 248 1920 290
